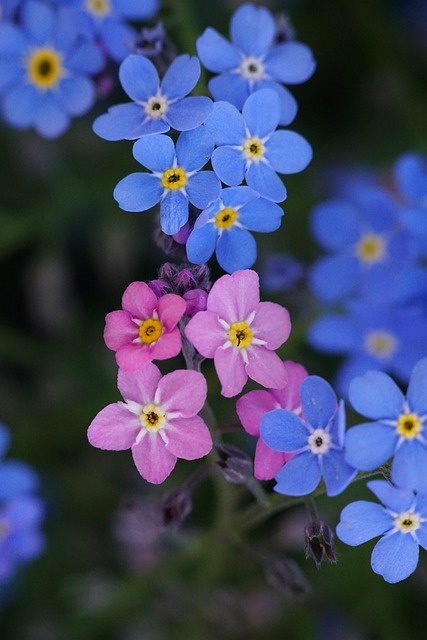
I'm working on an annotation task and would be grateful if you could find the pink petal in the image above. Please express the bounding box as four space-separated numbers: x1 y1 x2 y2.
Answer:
122 281 157 319
116 343 153 371
157 293 187 330
236 389 279 436
254 439 292 481
165 415 213 460
214 345 247 397
157 370 207 416
104 310 138 351
117 365 162 404
250 301 291 349
185 310 226 357
149 328 182 361
245 346 288 389
131 434 177 484
207 269 260 323
87 403 140 451
270 360 308 410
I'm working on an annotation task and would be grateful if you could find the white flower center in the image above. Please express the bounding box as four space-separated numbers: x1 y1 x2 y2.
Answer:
308 428 331 455
394 510 421 533
144 95 169 119
239 56 266 82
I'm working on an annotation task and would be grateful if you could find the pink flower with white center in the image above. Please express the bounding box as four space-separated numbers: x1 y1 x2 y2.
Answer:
87 364 212 484
236 361 308 480
104 281 187 371
185 269 290 397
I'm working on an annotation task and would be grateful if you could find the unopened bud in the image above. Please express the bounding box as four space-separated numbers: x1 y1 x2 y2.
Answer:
160 488 192 529
215 444 253 484
183 289 208 317
304 519 337 567
264 555 311 599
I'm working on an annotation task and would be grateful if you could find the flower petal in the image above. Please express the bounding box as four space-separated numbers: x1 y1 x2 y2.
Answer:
117 365 162 404
322 449 357 496
230 4 275 56
185 311 226 358
87 403 140 450
345 422 397 471
246 161 287 202
157 370 207 416
265 130 313 174
104 310 137 351
336 501 393 545
166 415 212 460
250 301 291 349
371 533 419 583
216 227 257 273
122 281 157 318
274 451 321 496
119 54 159 101
254 439 291 481
299 376 337 429
196 27 240 72
132 434 176 484
214 345 247 397
260 409 308 451
407 357 427 414
236 389 279 436
161 54 200 99
349 370 404 419
114 173 162 212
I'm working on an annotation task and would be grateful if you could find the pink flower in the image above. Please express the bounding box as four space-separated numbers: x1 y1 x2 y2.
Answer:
185 269 291 397
104 281 187 371
236 361 308 480
87 364 213 484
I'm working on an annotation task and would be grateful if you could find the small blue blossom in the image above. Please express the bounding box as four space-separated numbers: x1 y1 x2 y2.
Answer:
93 53 213 141
337 480 427 583
0 422 40 501
205 88 312 202
261 252 303 293
0 0 104 138
394 152 427 257
260 376 356 497
186 186 283 273
196 2 315 125
113 127 221 235
345 358 427 493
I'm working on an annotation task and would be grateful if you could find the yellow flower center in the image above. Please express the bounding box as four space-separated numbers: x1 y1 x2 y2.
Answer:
161 168 187 191
215 207 238 229
396 412 422 439
85 0 111 17
228 321 252 348
138 318 163 344
27 47 63 90
364 330 397 359
140 403 166 432
355 233 386 264
394 510 421 533
243 136 265 162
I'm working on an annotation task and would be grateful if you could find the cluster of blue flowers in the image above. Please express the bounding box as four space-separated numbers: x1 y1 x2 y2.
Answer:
307 153 427 396
0 0 160 137
0 422 44 588
93 2 315 273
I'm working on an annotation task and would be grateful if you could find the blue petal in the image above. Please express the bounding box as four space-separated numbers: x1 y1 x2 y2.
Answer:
246 162 286 202
0 461 39 500
216 227 257 273
208 73 249 111
344 422 397 471
265 42 316 83
196 27 240 73
101 18 136 63
407 357 427 414
161 54 200 100
367 480 414 512
336 501 393 545
230 4 275 57
349 370 404 419
34 94 69 139
57 76 94 116
265 130 313 174
118 54 159 102
391 440 427 493
22 0 55 43
221 186 257 209
114 0 159 19
0 423 10 459
186 171 221 209
132 134 175 171
176 126 214 171
66 41 105 75
310 199 361 250
0 61 22 92
114 173 162 211
167 97 213 131
394 152 427 202
322 449 357 496
186 224 217 265
0 23 27 56
160 191 189 235
256 80 298 126
335 356 386 400
242 88 281 137
211 147 246 186
260 409 308 452
239 197 283 232
371 533 419 583
274 452 321 496
299 376 337 429
204 101 245 145
93 103 168 141
2 83 38 128
308 255 359 302
307 313 361 354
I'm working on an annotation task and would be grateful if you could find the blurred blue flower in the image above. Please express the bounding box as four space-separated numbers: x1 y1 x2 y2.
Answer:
337 479 427 583
261 253 303 293
260 376 356 497
0 423 40 501
196 2 315 125
394 152 427 257
113 128 221 235
0 0 104 138
93 53 212 141
205 88 312 202
345 358 427 493
186 186 283 273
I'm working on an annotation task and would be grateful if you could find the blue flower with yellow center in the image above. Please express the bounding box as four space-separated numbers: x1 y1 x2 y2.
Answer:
186 186 283 273
0 0 104 138
93 53 213 141
113 128 221 235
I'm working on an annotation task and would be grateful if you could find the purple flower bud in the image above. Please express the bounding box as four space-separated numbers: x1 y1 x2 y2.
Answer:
304 519 337 567
172 222 191 245
160 487 192 529
183 289 208 317
215 444 253 484
147 278 170 297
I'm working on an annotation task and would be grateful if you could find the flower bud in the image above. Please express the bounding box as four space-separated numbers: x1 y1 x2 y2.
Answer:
183 289 208 317
160 487 192 529
215 443 253 484
304 519 337 567
264 555 311 599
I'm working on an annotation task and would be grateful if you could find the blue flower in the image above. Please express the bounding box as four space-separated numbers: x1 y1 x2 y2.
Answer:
260 376 356 497
336 480 427 583
0 0 104 138
345 358 427 493
113 128 221 235
261 253 303 293
186 186 283 273
394 152 427 258
93 53 213 141
0 422 40 502
196 2 315 125
205 88 312 202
